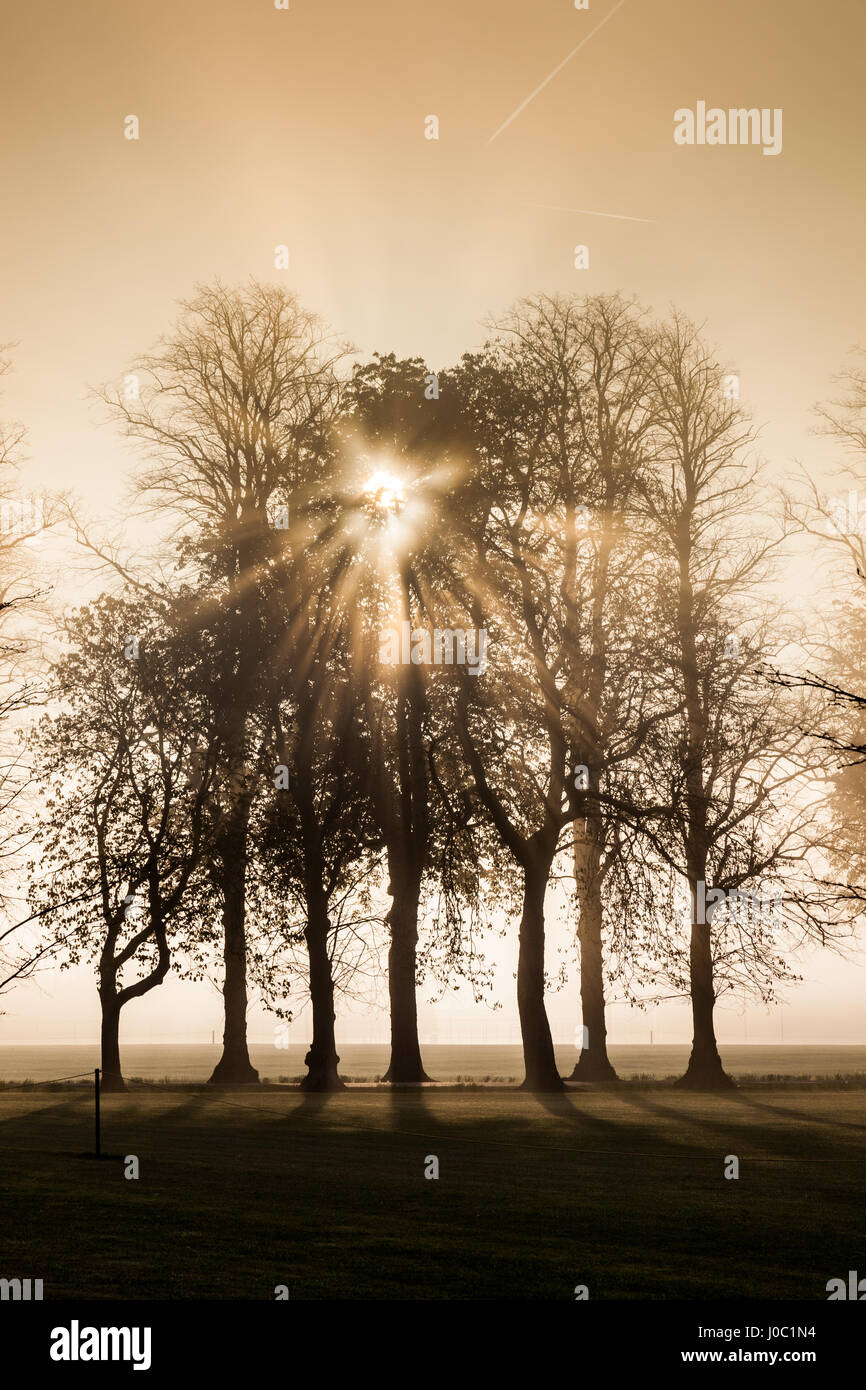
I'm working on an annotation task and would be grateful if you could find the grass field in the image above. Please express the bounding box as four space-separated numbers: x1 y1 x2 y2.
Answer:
4 1042 866 1084
1 1086 863 1300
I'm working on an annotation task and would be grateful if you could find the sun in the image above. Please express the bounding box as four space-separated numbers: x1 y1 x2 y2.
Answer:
362 468 406 514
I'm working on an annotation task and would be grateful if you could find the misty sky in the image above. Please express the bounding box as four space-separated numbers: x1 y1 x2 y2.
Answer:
1 0 865 1045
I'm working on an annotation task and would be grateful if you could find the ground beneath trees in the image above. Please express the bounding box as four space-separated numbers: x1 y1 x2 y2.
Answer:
0 1089 862 1299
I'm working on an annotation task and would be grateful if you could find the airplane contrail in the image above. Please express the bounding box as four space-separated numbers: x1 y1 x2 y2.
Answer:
530 201 655 224
488 0 629 145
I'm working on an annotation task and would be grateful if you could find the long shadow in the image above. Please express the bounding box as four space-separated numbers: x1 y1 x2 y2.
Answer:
443 1081 679 1161
531 1084 716 1160
93 1088 224 1165
614 1087 789 1168
0 1088 92 1135
728 1087 866 1134
531 1087 633 1147
617 1086 866 1170
0 1089 126 1164
378 1082 625 1183
386 1082 433 1131
298 1087 337 1116
618 1086 740 1132
156 1088 225 1128
532 1087 586 1121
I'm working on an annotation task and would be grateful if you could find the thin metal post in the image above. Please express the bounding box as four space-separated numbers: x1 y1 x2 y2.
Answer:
94 1067 101 1157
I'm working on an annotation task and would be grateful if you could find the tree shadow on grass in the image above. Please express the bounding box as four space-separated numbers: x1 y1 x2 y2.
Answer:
459 1086 672 1162
157 1088 224 1128
381 1084 435 1157
298 1087 337 1116
617 1087 866 1174
727 1088 866 1134
0 1089 92 1139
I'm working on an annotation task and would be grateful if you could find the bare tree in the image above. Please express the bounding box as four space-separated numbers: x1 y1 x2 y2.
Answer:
443 342 577 1091
336 353 467 1083
486 295 662 1082
260 557 380 1091
636 313 837 1088
779 349 866 727
29 593 220 1090
101 281 347 1083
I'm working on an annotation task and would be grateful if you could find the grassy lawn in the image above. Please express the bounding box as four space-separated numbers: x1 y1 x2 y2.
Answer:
0 1086 863 1300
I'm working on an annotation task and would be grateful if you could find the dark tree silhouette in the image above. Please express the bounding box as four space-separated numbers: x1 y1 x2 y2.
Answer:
101 282 346 1084
636 314 825 1089
477 295 659 1083
443 345 577 1091
337 354 457 1083
29 594 219 1090
259 556 379 1091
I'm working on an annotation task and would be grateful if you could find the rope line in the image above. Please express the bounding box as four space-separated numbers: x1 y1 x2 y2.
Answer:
4 1071 95 1087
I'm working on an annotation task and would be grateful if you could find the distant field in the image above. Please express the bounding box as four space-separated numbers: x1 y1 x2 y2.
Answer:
0 1088 863 1299
2 1042 866 1084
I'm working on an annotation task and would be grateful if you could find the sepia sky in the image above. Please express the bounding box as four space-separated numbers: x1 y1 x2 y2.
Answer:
1 0 865 1044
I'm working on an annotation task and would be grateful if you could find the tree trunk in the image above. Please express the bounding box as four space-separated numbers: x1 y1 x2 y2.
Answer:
675 910 734 1090
302 896 344 1092
209 583 259 1087
572 828 619 1078
672 535 734 1091
517 859 563 1092
209 821 259 1086
382 867 430 1084
99 990 126 1093
570 833 618 1082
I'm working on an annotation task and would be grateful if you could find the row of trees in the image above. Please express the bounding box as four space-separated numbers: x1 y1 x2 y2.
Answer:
3 286 863 1091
